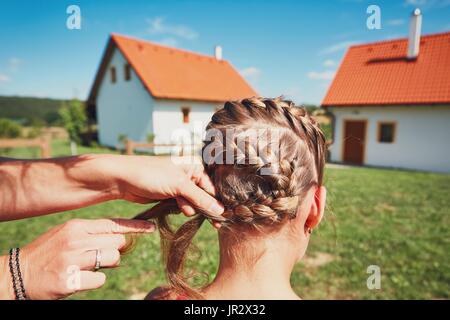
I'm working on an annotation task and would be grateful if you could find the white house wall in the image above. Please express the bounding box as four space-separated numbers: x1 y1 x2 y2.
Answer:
96 47 154 147
329 106 450 173
152 100 219 153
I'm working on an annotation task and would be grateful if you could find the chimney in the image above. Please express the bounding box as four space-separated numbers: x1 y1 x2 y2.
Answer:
407 8 422 59
214 45 222 61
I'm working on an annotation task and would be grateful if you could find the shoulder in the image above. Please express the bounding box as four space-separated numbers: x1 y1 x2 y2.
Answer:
145 286 189 300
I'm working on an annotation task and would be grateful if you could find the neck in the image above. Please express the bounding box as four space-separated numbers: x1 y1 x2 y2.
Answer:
204 235 300 300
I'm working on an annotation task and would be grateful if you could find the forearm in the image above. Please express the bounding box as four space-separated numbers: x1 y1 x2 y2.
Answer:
0 154 121 221
0 255 14 299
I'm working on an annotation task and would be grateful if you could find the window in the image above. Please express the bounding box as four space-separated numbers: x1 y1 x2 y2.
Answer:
182 107 190 124
378 122 396 143
110 66 116 84
124 64 131 81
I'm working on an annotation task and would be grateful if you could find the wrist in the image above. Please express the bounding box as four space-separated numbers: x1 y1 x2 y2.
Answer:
88 154 124 200
0 255 15 300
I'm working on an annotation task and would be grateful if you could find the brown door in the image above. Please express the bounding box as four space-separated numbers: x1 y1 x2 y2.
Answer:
343 120 366 165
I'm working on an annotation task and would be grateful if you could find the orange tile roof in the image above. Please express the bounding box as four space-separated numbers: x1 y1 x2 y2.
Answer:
109 33 257 102
322 31 450 106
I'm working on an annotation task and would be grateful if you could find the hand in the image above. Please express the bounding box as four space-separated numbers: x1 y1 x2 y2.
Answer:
100 155 224 218
0 218 155 300
0 154 224 222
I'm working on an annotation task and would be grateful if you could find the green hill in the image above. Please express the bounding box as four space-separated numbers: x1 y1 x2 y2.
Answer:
0 95 71 126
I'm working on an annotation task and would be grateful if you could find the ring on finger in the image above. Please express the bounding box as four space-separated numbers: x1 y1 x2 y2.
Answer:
94 249 102 271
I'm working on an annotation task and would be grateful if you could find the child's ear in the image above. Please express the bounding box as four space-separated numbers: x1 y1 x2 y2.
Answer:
305 186 326 232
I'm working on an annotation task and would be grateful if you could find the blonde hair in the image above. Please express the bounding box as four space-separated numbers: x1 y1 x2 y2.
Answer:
135 97 326 299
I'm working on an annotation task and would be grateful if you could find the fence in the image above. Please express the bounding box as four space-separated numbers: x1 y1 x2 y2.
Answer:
125 139 201 156
0 137 51 158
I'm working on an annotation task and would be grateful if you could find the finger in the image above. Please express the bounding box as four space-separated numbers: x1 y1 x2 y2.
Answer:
134 200 179 220
177 180 225 219
206 217 222 230
78 249 121 270
212 221 222 229
188 165 217 196
79 271 106 291
84 219 155 235
81 234 128 251
176 197 196 217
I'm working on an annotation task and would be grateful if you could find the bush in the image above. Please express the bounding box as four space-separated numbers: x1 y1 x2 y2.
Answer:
146 133 155 143
118 133 128 145
58 99 87 144
320 123 332 142
27 126 43 139
0 118 22 138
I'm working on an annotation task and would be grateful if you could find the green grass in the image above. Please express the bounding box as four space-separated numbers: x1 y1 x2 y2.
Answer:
0 139 449 299
0 139 118 158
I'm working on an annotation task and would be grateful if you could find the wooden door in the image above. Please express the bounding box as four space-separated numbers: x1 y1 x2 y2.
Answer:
343 120 366 165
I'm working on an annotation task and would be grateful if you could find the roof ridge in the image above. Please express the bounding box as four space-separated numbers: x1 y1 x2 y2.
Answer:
110 32 225 63
321 29 450 106
88 33 257 103
349 30 450 49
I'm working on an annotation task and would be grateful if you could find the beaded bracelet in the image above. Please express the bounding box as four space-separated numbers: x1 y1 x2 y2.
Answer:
8 248 27 300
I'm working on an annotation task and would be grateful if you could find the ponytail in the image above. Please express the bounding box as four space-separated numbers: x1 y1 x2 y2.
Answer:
134 199 206 299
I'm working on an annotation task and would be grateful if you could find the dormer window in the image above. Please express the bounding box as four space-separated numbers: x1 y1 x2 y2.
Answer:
124 64 131 81
110 66 117 84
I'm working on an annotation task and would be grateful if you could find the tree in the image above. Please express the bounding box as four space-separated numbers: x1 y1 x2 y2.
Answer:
0 118 22 138
58 99 87 155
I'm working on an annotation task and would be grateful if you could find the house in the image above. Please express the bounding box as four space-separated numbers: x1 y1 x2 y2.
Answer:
87 34 256 151
322 10 450 173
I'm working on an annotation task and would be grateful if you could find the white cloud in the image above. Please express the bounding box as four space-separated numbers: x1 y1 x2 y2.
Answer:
319 40 360 55
386 19 405 26
323 59 336 67
0 74 10 83
307 70 336 80
283 87 303 104
155 37 178 47
147 17 198 40
383 34 403 40
240 67 261 79
405 0 428 5
8 57 22 72
404 0 450 7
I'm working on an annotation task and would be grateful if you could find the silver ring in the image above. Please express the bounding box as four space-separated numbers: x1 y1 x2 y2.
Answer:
94 249 102 271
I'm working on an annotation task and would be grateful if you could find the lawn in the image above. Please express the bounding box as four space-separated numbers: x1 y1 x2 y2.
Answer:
0 139 449 299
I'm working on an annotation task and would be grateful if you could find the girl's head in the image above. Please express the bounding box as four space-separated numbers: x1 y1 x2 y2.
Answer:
141 97 327 298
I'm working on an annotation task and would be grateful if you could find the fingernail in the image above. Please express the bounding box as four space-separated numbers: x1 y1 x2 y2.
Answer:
210 202 224 215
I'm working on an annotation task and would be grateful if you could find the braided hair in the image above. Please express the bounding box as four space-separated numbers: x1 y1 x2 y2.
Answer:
136 97 326 299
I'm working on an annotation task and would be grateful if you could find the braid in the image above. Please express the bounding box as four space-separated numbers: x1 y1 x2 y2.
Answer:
203 97 325 227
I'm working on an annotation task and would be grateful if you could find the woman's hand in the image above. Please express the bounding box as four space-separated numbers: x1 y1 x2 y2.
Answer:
0 154 223 221
0 218 155 300
100 155 224 218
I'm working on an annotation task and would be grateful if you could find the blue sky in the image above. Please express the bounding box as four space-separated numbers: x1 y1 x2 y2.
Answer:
0 0 449 105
